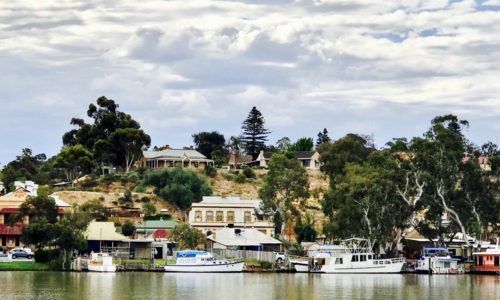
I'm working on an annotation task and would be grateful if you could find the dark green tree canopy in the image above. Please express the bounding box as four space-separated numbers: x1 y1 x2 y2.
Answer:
192 131 226 159
288 137 314 152
316 128 331 146
241 106 271 159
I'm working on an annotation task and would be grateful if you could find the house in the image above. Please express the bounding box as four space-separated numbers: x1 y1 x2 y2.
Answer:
188 196 274 237
0 181 69 250
139 146 214 170
255 150 321 169
227 153 254 169
207 227 281 251
135 219 178 239
462 156 491 172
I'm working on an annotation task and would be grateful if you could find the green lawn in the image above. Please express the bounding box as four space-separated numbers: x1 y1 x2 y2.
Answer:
0 261 50 271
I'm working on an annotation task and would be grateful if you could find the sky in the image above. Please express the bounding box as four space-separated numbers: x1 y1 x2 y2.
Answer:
1 0 500 166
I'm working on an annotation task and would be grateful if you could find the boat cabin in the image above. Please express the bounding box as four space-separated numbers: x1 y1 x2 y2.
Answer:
473 239 500 274
175 250 214 265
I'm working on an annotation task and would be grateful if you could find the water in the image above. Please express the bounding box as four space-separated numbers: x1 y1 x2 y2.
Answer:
0 272 499 300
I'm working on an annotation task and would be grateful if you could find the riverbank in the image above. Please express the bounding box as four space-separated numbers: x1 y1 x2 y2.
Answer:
0 261 49 271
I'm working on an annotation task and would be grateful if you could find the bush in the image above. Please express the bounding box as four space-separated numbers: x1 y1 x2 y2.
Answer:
223 173 236 181
134 184 146 193
235 173 246 184
34 249 49 263
122 219 136 236
204 165 217 178
242 168 256 179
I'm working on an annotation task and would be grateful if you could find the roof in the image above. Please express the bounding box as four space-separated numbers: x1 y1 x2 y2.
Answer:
143 149 208 160
263 152 274 159
136 219 178 230
207 227 281 247
192 196 261 208
0 188 31 202
85 222 129 241
49 195 71 207
0 224 23 235
294 151 317 159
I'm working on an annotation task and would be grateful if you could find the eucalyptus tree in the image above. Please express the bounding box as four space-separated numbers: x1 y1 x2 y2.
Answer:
259 153 309 239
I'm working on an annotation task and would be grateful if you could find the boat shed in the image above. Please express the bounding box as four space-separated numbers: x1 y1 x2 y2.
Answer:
207 227 281 251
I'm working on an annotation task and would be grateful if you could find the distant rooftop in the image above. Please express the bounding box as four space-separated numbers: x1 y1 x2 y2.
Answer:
143 149 208 160
193 196 261 208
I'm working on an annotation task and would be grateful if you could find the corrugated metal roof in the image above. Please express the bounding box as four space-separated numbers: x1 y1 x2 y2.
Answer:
136 219 178 229
85 222 129 241
143 149 207 159
207 227 281 247
193 196 261 208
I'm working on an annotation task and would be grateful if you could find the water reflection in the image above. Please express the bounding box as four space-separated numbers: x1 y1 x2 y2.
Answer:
0 272 499 300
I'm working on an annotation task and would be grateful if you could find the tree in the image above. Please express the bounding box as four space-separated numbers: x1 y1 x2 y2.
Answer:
110 128 151 172
142 202 157 217
192 131 226 160
171 223 206 249
226 136 242 155
294 215 317 243
118 190 133 207
316 128 331 146
0 148 51 191
122 219 136 236
54 145 95 184
144 168 212 215
288 137 314 152
259 153 309 238
276 137 291 151
62 96 150 169
241 107 271 159
79 199 109 221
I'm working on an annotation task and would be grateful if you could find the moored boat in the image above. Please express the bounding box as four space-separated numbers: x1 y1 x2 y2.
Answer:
87 252 117 272
164 250 244 273
473 238 500 274
309 238 406 274
290 260 309 272
414 248 462 274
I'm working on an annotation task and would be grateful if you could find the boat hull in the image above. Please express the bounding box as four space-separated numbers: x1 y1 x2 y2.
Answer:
316 261 406 274
291 262 309 273
164 261 244 273
88 265 117 272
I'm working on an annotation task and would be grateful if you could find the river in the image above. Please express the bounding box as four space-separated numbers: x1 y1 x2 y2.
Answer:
0 272 499 299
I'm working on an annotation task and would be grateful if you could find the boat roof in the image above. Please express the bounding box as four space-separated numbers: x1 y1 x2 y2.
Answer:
424 248 448 252
176 250 209 257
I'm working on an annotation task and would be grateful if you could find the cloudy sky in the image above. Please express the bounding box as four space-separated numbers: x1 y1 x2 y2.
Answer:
1 0 500 165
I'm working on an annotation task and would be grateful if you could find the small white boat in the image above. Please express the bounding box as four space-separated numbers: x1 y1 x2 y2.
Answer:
415 248 461 274
291 260 309 272
87 252 117 272
164 250 244 273
309 238 406 274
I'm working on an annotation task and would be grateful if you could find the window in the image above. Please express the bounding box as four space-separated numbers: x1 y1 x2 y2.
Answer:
351 255 359 262
216 211 224 222
335 258 343 265
194 211 202 222
244 211 252 223
368 255 372 260
206 211 214 222
227 211 235 222
444 262 450 268
360 255 367 262
194 161 199 168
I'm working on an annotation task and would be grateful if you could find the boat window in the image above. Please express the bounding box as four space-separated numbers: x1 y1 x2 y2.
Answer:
374 261 378 265
368 255 372 260
335 258 343 264
385 261 391 265
351 255 359 262
360 255 367 262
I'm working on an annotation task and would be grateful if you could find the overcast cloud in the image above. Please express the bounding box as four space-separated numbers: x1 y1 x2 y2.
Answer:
1 0 499 164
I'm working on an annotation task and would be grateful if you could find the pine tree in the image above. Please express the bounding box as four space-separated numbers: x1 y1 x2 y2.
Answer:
241 107 271 159
316 128 331 146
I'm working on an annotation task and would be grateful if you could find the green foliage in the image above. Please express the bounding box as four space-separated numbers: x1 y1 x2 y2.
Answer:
171 223 206 249
316 128 331 146
54 145 95 183
144 168 212 211
259 153 309 238
0 261 50 271
62 96 151 170
118 190 133 207
192 131 226 159
234 173 246 183
242 167 256 179
110 128 151 172
288 137 314 152
34 249 50 263
241 106 271 159
79 199 109 221
294 215 317 243
122 219 136 236
204 165 217 178
134 184 146 193
142 202 157 217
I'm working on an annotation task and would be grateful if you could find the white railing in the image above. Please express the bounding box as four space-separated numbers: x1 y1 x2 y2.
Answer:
212 249 276 263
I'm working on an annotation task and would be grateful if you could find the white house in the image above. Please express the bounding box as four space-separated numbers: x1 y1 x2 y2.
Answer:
188 196 274 237
139 147 214 170
255 150 321 169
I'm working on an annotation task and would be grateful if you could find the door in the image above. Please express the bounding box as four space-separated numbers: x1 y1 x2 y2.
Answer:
495 256 499 267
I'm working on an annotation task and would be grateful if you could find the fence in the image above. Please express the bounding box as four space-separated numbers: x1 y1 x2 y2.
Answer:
212 249 276 263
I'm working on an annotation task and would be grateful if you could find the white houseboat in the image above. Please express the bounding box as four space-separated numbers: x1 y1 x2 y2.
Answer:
308 238 406 274
87 252 116 272
415 248 461 274
164 250 244 273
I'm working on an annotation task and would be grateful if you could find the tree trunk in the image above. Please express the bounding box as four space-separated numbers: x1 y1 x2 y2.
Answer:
437 184 470 246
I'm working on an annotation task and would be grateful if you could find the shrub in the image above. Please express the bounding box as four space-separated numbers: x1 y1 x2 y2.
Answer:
34 249 49 263
242 168 256 179
134 184 146 193
235 173 246 184
204 165 217 178
122 219 136 236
